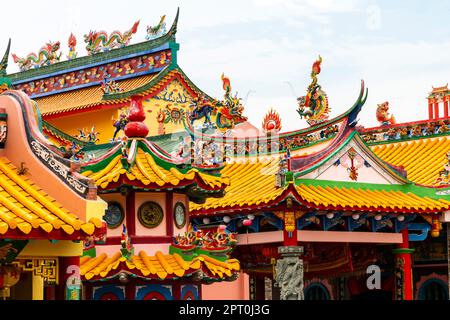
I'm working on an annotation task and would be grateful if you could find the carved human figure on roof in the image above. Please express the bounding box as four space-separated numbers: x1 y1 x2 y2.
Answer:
297 56 330 126
67 33 78 60
376 101 396 126
112 109 129 141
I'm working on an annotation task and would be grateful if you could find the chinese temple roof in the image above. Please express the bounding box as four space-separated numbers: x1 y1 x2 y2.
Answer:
370 135 450 186
360 118 450 187
35 74 154 117
8 8 180 83
0 157 103 240
189 84 450 216
295 180 450 212
80 250 240 282
81 139 229 196
190 159 283 213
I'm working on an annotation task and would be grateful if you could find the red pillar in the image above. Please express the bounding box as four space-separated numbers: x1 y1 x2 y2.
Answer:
173 282 181 300
126 190 136 236
445 97 449 118
434 101 440 119
393 229 414 300
55 256 81 300
166 192 174 237
428 100 434 119
125 282 135 300
84 284 92 300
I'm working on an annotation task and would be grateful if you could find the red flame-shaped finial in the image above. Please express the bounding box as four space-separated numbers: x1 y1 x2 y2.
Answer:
124 95 149 138
68 33 77 48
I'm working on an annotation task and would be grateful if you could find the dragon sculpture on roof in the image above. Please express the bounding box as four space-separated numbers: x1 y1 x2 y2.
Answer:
12 41 62 71
84 20 140 55
297 55 330 126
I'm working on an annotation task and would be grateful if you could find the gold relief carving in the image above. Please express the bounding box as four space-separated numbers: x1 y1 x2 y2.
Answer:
284 211 296 233
13 258 58 285
273 211 305 232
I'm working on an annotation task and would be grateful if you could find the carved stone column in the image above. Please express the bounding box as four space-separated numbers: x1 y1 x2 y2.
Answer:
275 246 304 300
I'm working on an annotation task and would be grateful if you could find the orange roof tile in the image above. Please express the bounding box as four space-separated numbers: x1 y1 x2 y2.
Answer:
81 251 240 281
0 157 102 238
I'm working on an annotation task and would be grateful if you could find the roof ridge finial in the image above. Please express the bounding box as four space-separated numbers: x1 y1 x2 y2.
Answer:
124 95 149 138
168 7 180 39
0 39 11 77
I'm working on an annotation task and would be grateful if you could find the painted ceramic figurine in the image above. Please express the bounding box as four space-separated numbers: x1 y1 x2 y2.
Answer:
146 15 167 40
297 56 330 126
12 41 62 71
376 101 396 126
84 21 140 55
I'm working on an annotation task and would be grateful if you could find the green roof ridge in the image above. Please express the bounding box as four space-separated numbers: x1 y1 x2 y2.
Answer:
8 8 180 83
295 178 448 199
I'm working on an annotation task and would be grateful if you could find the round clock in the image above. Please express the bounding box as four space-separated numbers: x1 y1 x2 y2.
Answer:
174 202 187 229
104 202 124 229
138 201 164 229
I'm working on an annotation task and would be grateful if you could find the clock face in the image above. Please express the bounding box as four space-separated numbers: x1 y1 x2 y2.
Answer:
138 202 164 229
174 202 187 229
104 202 124 229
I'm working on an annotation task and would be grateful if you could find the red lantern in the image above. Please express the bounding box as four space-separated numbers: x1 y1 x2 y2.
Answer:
0 264 21 299
218 224 227 232
431 217 441 238
243 219 252 227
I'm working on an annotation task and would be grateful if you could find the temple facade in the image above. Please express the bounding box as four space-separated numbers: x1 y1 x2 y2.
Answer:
0 8 449 300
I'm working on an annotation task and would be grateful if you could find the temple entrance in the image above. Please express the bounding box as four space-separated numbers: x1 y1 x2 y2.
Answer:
418 280 448 300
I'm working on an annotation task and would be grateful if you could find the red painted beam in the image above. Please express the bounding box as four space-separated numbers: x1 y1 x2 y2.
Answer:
126 190 136 236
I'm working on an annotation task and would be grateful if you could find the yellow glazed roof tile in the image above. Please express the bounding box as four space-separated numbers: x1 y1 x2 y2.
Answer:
371 136 450 186
190 158 284 213
82 148 230 190
34 75 155 116
295 184 450 212
80 251 240 281
0 157 101 237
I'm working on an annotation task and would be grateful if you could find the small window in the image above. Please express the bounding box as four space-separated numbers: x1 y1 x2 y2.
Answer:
104 202 124 229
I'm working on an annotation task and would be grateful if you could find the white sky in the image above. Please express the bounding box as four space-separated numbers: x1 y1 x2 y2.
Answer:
3 0 450 131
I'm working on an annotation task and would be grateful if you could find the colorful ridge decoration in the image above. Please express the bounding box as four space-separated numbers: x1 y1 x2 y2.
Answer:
80 251 240 281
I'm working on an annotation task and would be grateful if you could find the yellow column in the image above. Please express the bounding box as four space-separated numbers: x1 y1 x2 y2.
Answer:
32 274 44 300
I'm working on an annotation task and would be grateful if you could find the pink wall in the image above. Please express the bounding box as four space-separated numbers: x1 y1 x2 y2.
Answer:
0 91 93 220
202 272 249 300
